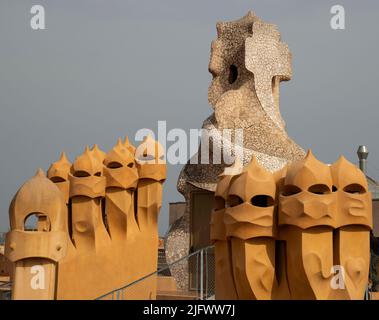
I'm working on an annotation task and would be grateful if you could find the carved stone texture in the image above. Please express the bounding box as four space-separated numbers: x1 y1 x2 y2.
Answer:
47 152 71 204
5 169 68 300
226 158 277 300
5 136 166 300
210 159 242 300
169 11 305 289
279 151 337 300
330 156 372 299
213 151 373 300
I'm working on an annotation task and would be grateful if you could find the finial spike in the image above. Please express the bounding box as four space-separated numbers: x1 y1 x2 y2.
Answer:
305 149 314 158
59 152 69 162
117 137 123 147
337 155 346 162
35 168 45 177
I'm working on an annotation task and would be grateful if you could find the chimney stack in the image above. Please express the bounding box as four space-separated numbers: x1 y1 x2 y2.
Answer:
357 145 369 174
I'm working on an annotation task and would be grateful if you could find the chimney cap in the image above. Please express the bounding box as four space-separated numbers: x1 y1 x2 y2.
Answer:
357 145 369 160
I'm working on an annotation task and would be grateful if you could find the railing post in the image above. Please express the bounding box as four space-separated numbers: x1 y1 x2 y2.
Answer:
200 249 204 300
196 253 199 298
205 248 208 298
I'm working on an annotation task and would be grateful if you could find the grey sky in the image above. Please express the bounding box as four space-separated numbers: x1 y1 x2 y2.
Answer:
0 0 378 235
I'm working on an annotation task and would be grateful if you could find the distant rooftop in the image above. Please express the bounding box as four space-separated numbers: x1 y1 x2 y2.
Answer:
0 233 5 245
368 175 379 200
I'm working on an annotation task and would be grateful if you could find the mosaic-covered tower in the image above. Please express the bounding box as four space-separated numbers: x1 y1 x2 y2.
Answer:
166 11 305 289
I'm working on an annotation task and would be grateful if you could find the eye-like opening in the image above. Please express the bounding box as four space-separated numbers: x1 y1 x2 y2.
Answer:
214 196 226 210
282 185 301 196
107 161 123 169
94 171 102 177
251 195 274 207
50 176 66 183
127 162 134 168
228 65 238 84
308 184 330 195
73 170 90 178
228 195 243 207
343 183 366 194
138 154 155 161
332 185 338 192
24 213 51 232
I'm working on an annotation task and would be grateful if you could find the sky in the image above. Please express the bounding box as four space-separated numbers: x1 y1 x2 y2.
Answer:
0 0 378 235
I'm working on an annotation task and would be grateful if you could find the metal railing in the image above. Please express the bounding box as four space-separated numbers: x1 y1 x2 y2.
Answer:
96 245 215 300
0 280 12 300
